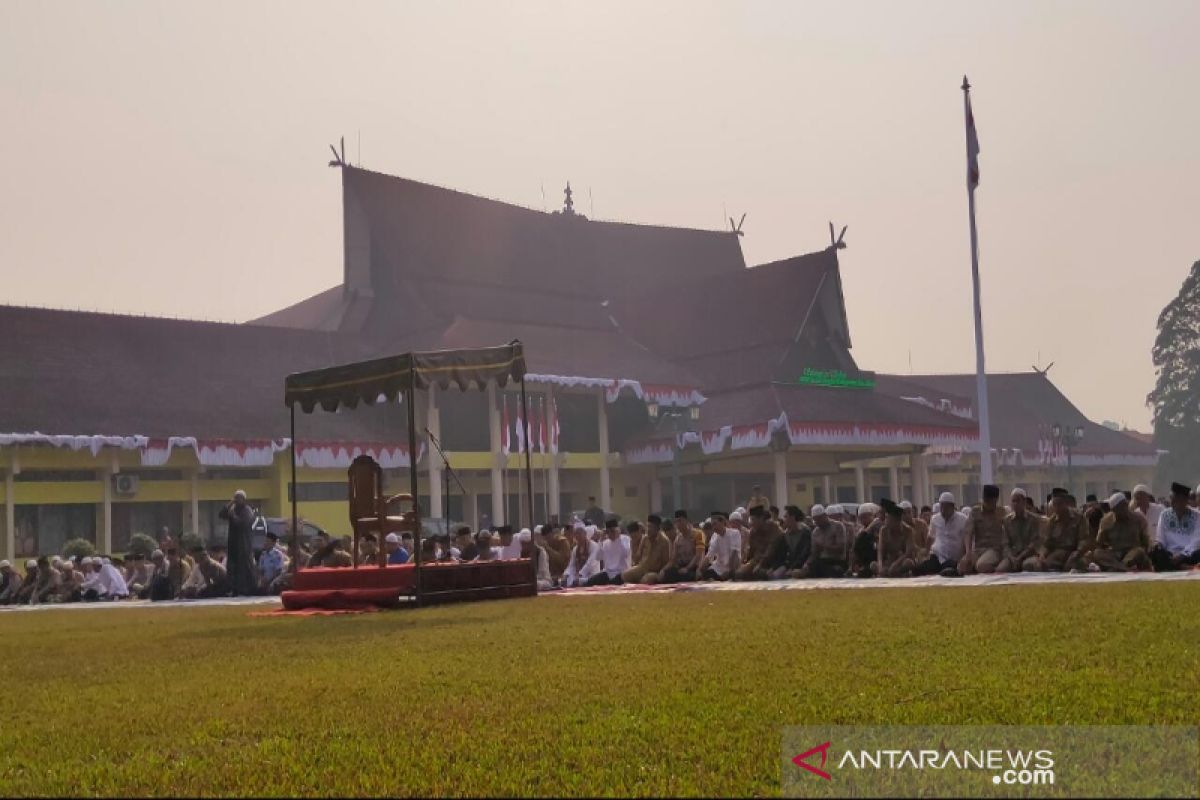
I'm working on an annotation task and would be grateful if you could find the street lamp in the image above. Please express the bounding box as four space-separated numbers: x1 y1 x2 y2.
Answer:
647 402 700 513
1051 423 1085 498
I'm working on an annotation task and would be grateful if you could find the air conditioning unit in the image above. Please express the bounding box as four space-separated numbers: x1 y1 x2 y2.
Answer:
113 474 140 496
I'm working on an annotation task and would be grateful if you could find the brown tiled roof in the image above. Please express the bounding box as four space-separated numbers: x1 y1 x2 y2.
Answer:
0 305 413 442
875 372 1157 457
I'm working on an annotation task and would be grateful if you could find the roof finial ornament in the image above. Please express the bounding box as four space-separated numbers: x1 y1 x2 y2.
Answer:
562 181 575 215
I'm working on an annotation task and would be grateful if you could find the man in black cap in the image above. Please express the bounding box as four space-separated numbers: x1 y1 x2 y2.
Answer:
874 499 916 577
1029 488 1091 572
1149 482 1200 571
959 484 1008 575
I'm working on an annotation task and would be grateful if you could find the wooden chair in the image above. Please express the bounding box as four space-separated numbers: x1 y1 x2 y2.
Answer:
348 455 418 567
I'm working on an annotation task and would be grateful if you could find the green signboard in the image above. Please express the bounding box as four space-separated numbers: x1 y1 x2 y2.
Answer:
797 367 876 389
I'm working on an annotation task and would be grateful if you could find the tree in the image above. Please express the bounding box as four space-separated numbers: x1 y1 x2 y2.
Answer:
1147 260 1200 487
127 532 158 558
61 538 96 561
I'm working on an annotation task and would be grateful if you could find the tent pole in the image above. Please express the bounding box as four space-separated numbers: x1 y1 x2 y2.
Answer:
407 369 421 606
290 403 298 575
520 376 536 591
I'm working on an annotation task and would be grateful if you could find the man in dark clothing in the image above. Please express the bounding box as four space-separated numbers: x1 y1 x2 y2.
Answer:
583 497 606 527
759 505 811 579
218 490 258 596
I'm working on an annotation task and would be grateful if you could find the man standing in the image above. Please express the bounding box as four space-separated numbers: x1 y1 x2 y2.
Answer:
915 492 969 576
798 505 849 578
583 496 606 526
759 505 811 579
1151 482 1200 571
622 514 671 584
1089 493 1152 571
1031 488 1091 572
999 488 1041 572
958 484 1008 576
746 485 771 514
218 490 257 596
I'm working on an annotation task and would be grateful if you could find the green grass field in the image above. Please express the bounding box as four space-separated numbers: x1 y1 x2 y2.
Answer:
2 582 1197 797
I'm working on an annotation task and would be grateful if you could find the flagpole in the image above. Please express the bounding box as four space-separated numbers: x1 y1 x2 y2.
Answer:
963 75 993 486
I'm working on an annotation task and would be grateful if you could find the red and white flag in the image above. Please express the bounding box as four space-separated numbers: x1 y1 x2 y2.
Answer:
549 394 561 454
965 88 981 189
500 394 510 455
536 397 547 453
514 401 526 454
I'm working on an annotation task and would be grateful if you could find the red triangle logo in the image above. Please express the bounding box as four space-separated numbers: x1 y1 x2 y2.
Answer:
792 741 833 780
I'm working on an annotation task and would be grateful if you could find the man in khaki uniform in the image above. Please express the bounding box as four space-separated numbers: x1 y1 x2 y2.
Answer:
901 501 930 559
1028 488 1091 571
999 488 1041 572
874 500 916 577
623 514 671 584
1090 492 1152 571
734 506 782 580
959 484 1008 575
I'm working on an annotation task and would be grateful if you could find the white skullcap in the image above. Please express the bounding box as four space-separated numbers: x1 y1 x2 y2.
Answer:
735 506 747 516
572 522 586 533
1010 487 1027 499
938 492 956 505
899 500 913 511
385 533 400 544
518 529 532 542
0 560 10 569
234 489 247 499
827 504 844 516
25 559 37 569
810 504 826 517
1108 491 1129 508
80 557 92 566
532 525 542 535
51 556 62 565
1132 484 1152 497
729 510 745 523
102 558 111 565
151 549 164 559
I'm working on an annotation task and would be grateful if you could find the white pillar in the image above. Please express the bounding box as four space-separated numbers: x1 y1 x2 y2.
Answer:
650 467 663 514
101 455 114 554
487 382 504 526
909 453 925 508
773 451 789 508
189 469 200 536
426 384 443 520
854 465 866 502
597 391 611 514
467 488 479 531
546 387 561 519
822 475 832 505
3 461 14 561
888 465 900 501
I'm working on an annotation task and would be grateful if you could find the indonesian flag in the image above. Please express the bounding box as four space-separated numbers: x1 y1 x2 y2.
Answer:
550 394 561 454
965 84 981 189
538 397 548 453
500 395 510 455
514 401 526 454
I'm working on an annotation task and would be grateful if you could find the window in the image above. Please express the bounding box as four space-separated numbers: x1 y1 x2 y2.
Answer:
14 504 97 556
289 482 348 502
14 470 96 482
624 485 639 498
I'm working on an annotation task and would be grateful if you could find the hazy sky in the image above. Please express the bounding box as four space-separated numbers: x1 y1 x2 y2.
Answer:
3 0 1197 430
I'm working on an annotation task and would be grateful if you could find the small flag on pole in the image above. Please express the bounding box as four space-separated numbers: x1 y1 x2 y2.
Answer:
501 395 511 455
965 84 981 189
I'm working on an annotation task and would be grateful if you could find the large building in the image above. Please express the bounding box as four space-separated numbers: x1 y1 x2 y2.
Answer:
0 166 1158 559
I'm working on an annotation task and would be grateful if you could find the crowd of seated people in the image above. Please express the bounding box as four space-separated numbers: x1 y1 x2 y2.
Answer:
3 481 1196 606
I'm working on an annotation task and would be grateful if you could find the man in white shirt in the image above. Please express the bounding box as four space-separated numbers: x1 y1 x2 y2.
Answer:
497 526 524 560
914 492 969 577
699 511 740 580
1131 484 1165 539
560 526 599 587
82 557 131 601
1151 482 1200 571
587 519 631 585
